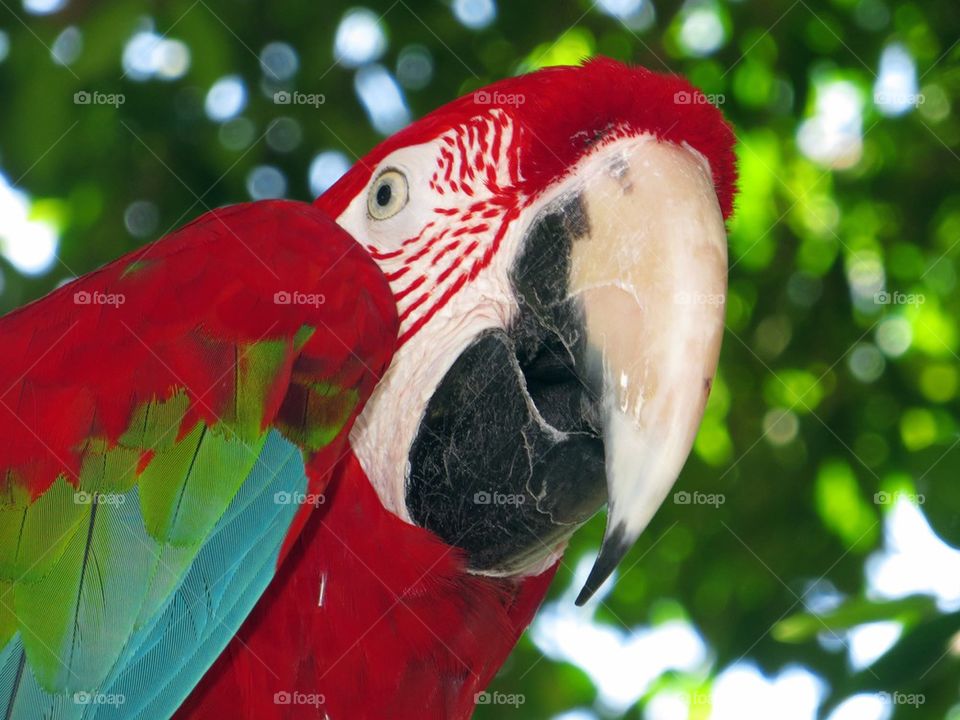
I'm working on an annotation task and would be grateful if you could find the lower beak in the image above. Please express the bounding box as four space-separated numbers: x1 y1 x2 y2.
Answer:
569 136 728 605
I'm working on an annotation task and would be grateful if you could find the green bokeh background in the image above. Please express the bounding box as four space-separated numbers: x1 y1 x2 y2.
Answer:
0 1 958 718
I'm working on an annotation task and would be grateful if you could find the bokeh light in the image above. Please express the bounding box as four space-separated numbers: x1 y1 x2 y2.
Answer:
204 75 248 122
873 43 921 117
218 117 256 151
848 621 902 670
678 2 727 57
827 694 889 720
123 200 159 239
396 45 433 90
334 8 387 67
797 79 865 169
354 64 411 135
0 174 58 276
22 0 67 15
246 165 287 200
452 0 497 30
260 41 299 81
868 499 960 610
122 28 191 80
308 151 351 196
50 26 82 66
848 343 886 383
763 408 800 446
875 316 912 357
596 0 643 20
596 0 655 30
711 665 825 720
266 117 303 153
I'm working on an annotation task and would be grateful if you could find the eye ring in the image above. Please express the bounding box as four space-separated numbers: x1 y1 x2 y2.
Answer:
367 169 409 220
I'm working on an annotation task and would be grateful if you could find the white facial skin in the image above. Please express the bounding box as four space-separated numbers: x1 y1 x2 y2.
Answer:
337 116 728 581
336 109 531 524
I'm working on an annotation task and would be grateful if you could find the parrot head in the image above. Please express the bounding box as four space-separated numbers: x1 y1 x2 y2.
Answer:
316 57 736 605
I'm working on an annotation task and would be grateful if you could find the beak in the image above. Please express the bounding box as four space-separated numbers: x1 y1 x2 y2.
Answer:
569 136 728 605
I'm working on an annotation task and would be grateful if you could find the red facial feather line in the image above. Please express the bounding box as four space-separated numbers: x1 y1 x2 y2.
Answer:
375 109 525 348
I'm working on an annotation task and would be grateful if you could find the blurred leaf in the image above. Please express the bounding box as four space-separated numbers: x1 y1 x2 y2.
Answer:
773 595 938 643
814 459 879 550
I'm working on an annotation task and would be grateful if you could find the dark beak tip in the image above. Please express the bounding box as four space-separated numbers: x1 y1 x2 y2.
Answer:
574 581 601 607
574 521 630 606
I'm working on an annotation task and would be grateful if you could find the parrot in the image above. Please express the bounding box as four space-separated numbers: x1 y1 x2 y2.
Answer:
0 57 736 720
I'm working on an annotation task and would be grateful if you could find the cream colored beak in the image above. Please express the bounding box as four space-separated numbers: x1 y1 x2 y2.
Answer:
570 136 728 605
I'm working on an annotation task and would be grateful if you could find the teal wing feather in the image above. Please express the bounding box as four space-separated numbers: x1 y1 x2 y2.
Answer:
0 200 398 719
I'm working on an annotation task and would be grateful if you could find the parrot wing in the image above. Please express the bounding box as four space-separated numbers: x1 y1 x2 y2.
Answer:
0 200 398 719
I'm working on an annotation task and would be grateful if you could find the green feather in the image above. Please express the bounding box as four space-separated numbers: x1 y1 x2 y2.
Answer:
14 487 157 692
119 258 154 278
275 381 358 452
138 421 267 546
78 439 141 494
232 339 291 442
0 477 84 584
293 325 315 350
0 580 15 649
118 390 190 451
303 382 359 451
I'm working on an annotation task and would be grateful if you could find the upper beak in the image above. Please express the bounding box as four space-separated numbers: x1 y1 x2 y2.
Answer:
569 135 728 605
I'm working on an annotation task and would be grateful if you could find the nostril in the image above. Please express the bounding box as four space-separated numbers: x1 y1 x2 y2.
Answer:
607 156 633 194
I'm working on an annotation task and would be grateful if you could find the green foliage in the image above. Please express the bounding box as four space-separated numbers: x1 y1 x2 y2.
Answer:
0 0 958 717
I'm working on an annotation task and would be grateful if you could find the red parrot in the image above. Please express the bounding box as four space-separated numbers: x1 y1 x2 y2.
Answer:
0 58 735 719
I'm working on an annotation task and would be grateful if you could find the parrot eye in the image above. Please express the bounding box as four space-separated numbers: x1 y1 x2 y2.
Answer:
367 169 409 220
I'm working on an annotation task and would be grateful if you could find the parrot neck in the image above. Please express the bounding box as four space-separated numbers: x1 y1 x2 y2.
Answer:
176 451 557 720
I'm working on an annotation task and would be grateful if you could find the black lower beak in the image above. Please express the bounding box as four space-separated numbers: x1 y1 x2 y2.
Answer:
404 195 609 575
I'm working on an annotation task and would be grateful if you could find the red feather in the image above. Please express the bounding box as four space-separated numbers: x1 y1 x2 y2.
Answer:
317 58 737 222
176 452 557 720
0 200 396 502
